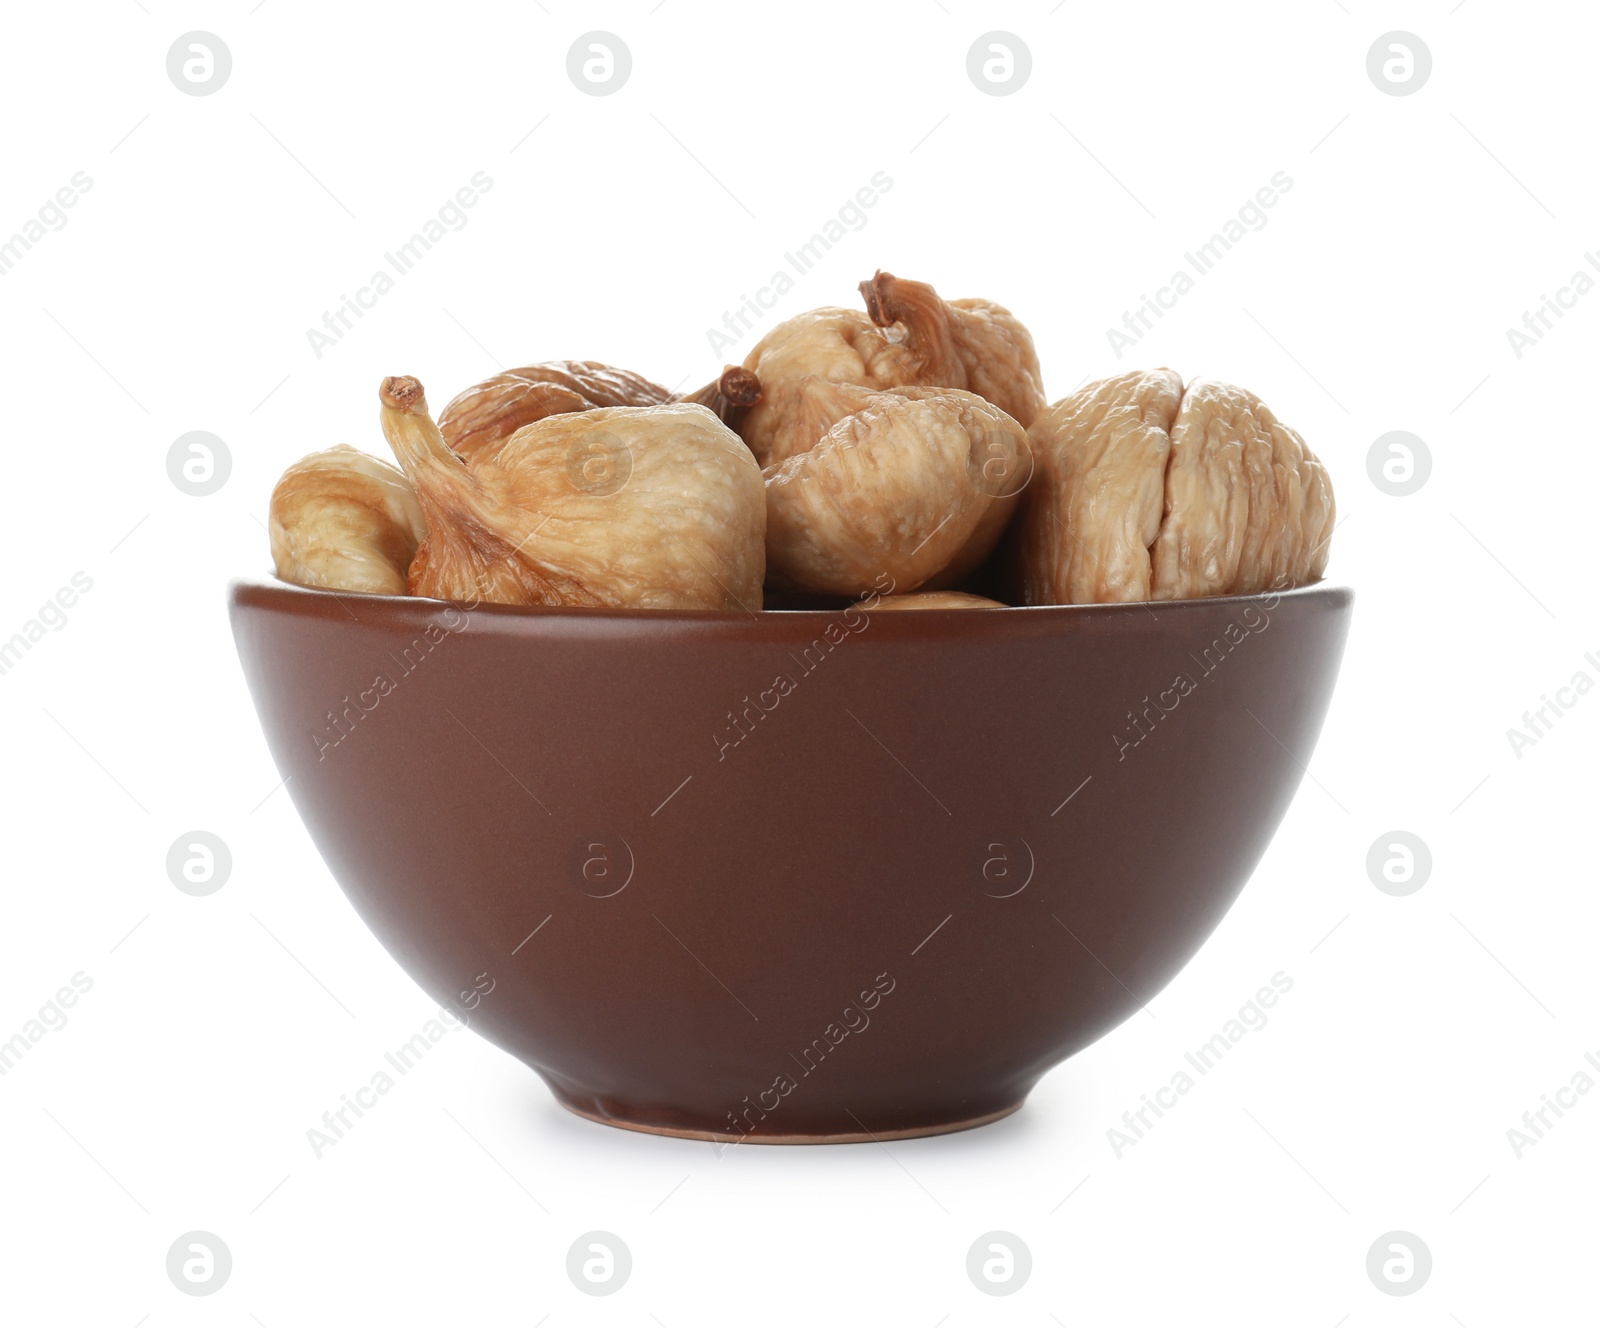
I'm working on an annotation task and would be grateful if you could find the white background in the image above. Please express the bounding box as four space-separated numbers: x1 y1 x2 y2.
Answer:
1 1 1595 1321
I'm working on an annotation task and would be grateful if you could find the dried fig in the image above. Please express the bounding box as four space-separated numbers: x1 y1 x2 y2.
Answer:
439 362 762 465
738 271 1044 468
269 445 426 596
439 360 673 464
858 271 1046 428
1017 369 1183 605
763 381 1030 597
1150 379 1335 600
864 591 1005 610
1018 371 1335 604
380 376 765 610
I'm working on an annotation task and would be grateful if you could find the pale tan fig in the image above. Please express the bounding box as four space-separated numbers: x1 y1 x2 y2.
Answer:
438 360 673 464
737 308 922 469
380 376 765 610
269 445 426 596
1018 369 1183 605
1151 379 1335 599
864 591 1006 610
738 271 1044 468
858 271 1046 428
763 381 1030 597
439 362 762 465
1019 371 1335 604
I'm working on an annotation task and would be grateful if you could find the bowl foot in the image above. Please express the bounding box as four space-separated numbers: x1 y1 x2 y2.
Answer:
548 1086 1027 1145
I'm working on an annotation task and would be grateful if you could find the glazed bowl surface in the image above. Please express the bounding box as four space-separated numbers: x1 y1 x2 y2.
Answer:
229 578 1351 1143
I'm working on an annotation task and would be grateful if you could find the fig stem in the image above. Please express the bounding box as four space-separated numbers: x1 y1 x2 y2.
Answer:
379 375 475 483
718 365 762 407
859 271 893 326
676 365 763 421
857 270 964 385
380 375 426 414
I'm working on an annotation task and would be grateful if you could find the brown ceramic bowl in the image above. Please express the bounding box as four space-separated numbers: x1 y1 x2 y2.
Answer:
229 577 1351 1144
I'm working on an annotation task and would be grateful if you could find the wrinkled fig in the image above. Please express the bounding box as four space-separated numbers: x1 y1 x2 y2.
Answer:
1019 370 1335 604
439 361 762 465
763 381 1030 597
269 445 426 596
439 360 673 464
380 376 765 609
1152 379 1335 598
738 271 1044 468
1016 369 1182 604
858 271 1045 428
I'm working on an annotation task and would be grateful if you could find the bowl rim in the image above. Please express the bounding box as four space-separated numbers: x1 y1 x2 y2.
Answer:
229 574 1353 628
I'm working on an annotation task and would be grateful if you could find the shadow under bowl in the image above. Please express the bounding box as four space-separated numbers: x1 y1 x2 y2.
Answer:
229 578 1351 1144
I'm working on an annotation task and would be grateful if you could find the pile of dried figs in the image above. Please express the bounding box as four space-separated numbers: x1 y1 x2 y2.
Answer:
269 271 1335 612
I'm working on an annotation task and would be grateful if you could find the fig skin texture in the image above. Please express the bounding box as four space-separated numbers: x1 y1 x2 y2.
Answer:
1018 370 1335 604
269 445 426 596
1017 368 1182 605
1150 379 1335 600
859 270 1045 429
763 381 1031 598
439 360 673 464
380 375 766 611
439 361 762 466
738 270 1044 469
